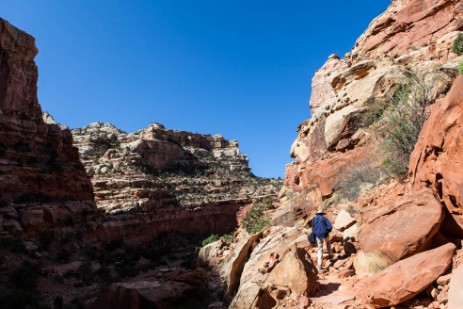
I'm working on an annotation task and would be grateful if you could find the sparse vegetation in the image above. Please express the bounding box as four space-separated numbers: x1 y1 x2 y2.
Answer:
372 67 444 178
334 161 383 201
242 197 273 234
201 234 219 247
452 33 463 56
453 33 463 76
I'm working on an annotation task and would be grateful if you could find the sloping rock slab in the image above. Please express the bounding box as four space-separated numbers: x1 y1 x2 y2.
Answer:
448 264 463 309
229 226 313 308
358 189 443 262
356 243 456 308
410 75 463 236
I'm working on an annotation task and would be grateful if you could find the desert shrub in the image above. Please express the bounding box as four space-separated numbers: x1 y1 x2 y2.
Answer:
201 234 219 247
453 33 463 56
356 251 392 275
334 161 382 201
374 67 444 178
458 61 463 76
221 233 234 245
242 197 272 234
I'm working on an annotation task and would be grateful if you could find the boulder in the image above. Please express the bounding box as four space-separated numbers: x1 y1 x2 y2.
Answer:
358 189 443 262
342 223 359 241
265 247 318 296
448 264 463 309
410 76 463 236
334 210 356 231
229 226 315 308
356 243 456 308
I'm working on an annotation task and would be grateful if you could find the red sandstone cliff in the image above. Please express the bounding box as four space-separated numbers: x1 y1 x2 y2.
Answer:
0 19 96 236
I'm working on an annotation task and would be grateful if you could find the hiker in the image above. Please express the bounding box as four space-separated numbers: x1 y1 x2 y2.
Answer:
312 209 333 270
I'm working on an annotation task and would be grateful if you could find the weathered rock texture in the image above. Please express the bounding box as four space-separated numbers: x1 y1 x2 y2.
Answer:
72 122 276 212
358 189 443 263
200 226 316 308
71 122 280 243
448 263 463 309
283 0 463 200
356 243 456 308
410 75 463 237
0 18 96 236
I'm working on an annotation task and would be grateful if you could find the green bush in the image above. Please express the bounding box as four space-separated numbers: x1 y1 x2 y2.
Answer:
242 197 272 234
374 68 443 178
201 234 219 247
453 33 463 56
458 61 463 76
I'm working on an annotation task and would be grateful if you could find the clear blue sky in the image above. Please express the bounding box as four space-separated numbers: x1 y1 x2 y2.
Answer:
1 0 390 178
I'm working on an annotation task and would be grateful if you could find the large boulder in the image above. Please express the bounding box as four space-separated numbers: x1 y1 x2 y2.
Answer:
410 76 463 237
358 189 443 263
229 226 316 308
356 243 456 308
448 264 463 309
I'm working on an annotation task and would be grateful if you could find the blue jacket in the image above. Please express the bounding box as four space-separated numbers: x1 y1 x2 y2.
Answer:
312 214 332 239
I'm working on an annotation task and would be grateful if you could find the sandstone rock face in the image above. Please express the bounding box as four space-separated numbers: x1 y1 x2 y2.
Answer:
410 76 463 236
448 263 463 309
356 243 456 308
351 0 463 63
358 189 443 263
283 0 463 198
0 18 96 236
72 122 277 213
228 226 315 308
72 122 280 243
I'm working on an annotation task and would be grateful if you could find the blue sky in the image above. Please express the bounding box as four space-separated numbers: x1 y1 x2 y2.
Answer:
1 0 390 178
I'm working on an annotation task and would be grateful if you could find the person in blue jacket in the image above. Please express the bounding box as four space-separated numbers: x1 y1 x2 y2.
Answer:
312 208 333 270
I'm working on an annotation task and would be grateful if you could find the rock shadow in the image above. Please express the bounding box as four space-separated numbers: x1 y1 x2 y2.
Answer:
316 282 341 297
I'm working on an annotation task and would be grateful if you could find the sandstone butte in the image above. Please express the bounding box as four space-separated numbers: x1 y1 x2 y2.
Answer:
2 0 463 308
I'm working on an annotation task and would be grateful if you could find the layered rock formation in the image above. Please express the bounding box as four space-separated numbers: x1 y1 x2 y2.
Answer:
0 19 96 237
71 122 280 243
284 0 463 199
72 122 275 212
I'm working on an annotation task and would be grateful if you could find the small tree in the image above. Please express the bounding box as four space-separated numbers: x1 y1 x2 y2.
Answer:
377 67 444 177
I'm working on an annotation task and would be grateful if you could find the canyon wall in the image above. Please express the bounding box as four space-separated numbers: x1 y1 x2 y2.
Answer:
0 19 96 237
283 0 463 199
71 122 279 243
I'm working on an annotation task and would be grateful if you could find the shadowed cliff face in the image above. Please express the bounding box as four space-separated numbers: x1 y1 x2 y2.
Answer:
70 121 280 244
0 19 96 236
